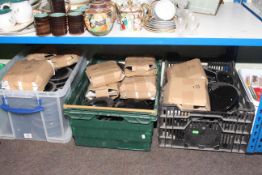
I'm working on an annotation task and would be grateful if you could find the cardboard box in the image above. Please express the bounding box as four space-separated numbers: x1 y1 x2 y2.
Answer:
86 61 125 88
124 57 157 77
2 60 55 91
120 76 156 100
167 58 207 81
163 77 210 111
86 83 119 100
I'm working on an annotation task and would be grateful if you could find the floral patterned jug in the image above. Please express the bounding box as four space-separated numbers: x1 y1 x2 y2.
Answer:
84 2 115 36
118 0 143 31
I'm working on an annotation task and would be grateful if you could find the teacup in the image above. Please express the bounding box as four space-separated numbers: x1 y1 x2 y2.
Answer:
0 8 16 31
3 0 33 24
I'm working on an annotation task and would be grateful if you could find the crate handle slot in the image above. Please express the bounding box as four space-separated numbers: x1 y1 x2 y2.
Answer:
95 115 124 121
0 98 44 114
190 117 223 128
189 114 223 120
191 117 220 122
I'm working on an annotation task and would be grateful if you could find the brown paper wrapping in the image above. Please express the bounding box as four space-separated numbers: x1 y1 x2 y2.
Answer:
163 77 210 111
26 54 80 69
86 61 125 88
86 83 119 99
167 58 207 82
124 56 157 77
50 54 80 69
26 53 56 61
2 60 55 91
120 76 156 100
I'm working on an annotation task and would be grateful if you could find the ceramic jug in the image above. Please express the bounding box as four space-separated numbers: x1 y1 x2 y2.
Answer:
2 0 33 24
0 8 16 31
84 2 115 36
118 0 143 31
91 0 117 21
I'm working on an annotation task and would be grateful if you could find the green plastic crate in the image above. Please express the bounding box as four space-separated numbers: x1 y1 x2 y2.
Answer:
64 58 161 151
67 110 155 151
0 64 5 70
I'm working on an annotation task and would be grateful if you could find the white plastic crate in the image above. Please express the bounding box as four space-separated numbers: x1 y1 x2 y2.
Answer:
0 47 87 143
238 69 262 108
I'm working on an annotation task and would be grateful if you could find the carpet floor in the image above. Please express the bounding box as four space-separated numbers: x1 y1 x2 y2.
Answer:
0 131 261 175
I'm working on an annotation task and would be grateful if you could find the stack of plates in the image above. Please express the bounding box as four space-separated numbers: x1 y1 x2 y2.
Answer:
0 19 35 35
143 17 176 33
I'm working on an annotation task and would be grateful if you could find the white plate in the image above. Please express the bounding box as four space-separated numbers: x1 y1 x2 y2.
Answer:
0 18 34 33
0 24 35 35
154 0 176 21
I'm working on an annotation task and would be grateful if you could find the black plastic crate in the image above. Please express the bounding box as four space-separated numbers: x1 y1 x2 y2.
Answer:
158 61 255 153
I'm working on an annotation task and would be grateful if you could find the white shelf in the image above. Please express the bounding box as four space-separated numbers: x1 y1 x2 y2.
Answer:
0 60 10 64
0 3 261 46
242 2 262 21
235 63 262 70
